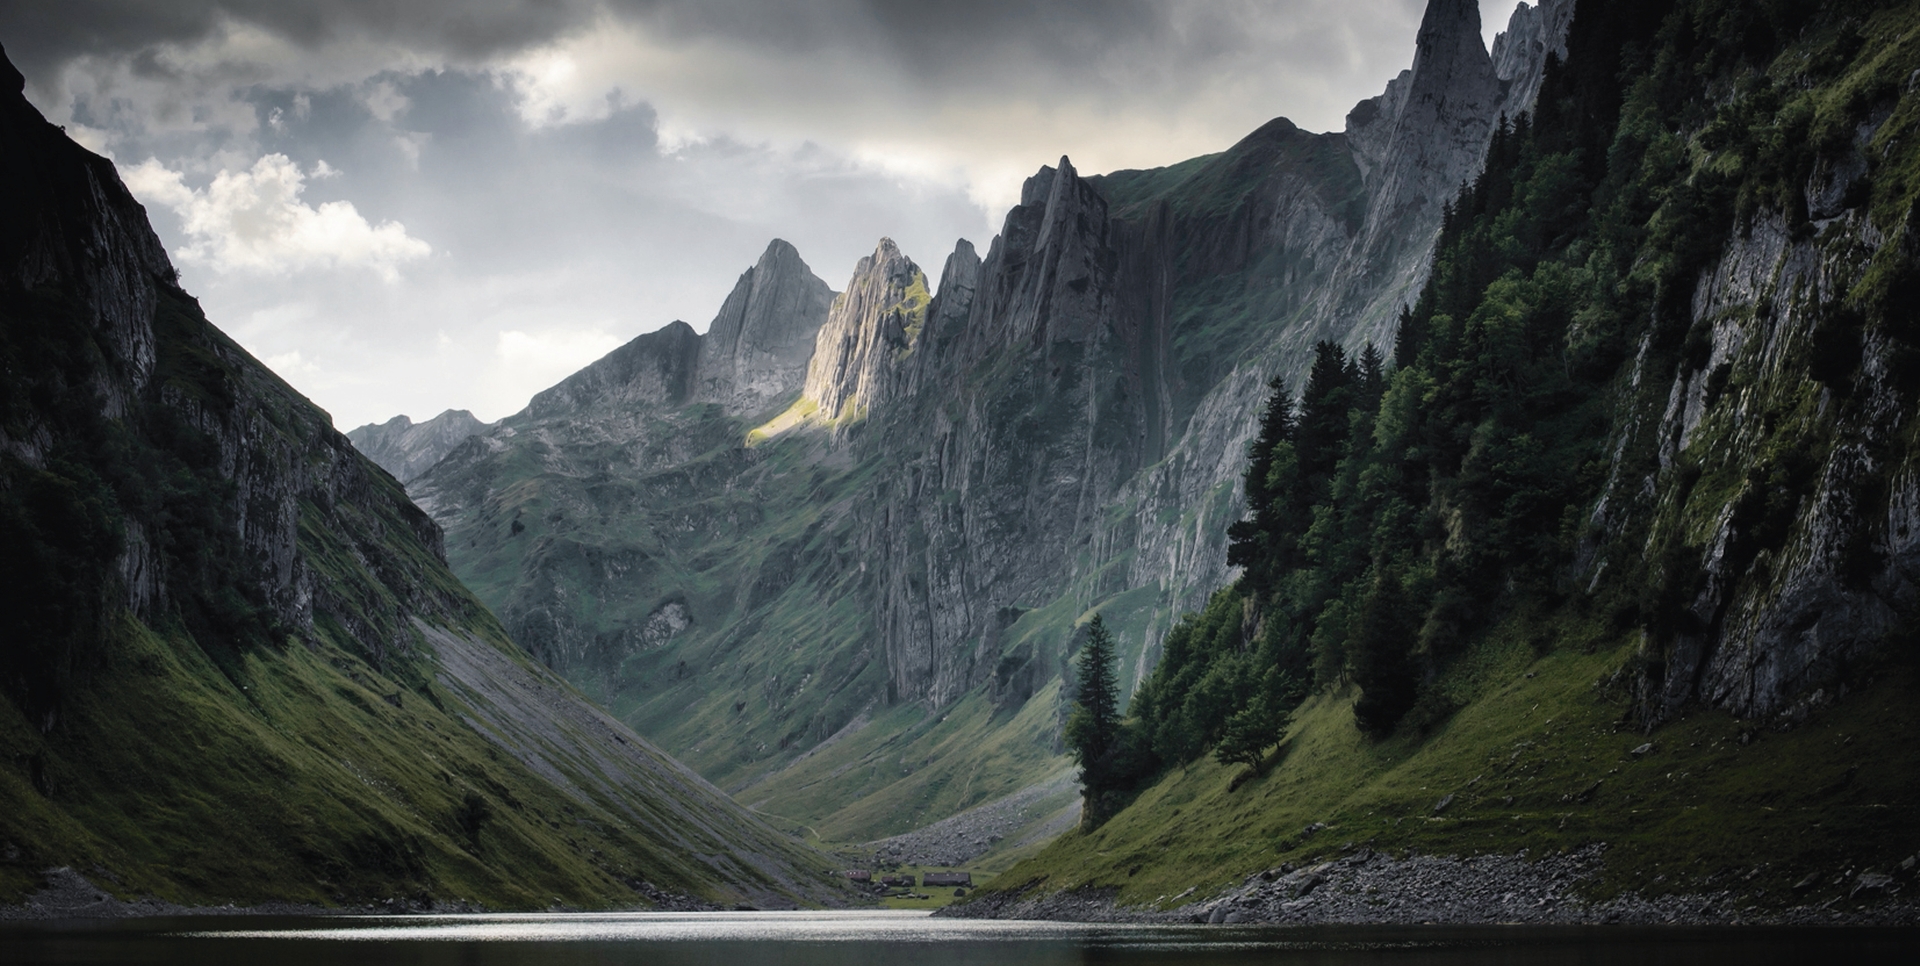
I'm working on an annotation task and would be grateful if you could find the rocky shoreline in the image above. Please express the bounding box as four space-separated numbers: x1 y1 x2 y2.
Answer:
940 845 1920 927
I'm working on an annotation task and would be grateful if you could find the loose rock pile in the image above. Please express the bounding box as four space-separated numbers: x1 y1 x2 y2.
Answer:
944 845 1920 926
861 774 1078 868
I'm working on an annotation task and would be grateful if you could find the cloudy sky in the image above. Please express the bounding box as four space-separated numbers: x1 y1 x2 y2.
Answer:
4 0 1522 429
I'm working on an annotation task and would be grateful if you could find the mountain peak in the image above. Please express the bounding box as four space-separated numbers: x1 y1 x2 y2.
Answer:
799 241 929 427
347 408 492 484
1416 0 1488 56
694 239 835 415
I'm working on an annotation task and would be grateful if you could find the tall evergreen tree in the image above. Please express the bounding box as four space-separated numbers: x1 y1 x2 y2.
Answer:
1066 614 1127 825
1357 342 1386 404
1227 377 1296 593
1295 341 1355 490
1393 304 1425 369
1350 569 1420 736
1066 615 1120 772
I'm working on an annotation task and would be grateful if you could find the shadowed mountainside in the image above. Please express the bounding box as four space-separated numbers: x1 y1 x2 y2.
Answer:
0 43 841 910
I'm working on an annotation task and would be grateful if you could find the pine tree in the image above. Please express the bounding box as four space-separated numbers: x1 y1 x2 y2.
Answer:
1295 341 1355 488
1065 614 1127 824
1065 615 1120 769
1226 376 1295 592
1393 304 1424 369
1357 342 1386 404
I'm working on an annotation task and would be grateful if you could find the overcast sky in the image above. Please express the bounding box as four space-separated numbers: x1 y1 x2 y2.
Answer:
3 0 1522 429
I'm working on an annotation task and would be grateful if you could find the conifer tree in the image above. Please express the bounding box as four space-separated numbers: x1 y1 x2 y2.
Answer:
1357 342 1386 403
1066 615 1120 769
1066 614 1127 824
1295 341 1355 489
1227 376 1296 592
1351 569 1420 735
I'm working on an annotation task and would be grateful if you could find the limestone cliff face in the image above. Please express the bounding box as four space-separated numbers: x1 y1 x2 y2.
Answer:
347 408 492 484
841 158 1153 703
0 43 447 662
800 238 929 425
696 239 836 415
830 1 1576 706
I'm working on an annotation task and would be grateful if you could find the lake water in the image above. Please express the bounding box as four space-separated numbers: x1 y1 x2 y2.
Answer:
2 909 1915 965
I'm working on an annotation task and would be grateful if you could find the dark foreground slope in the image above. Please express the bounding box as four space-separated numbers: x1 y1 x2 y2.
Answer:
0 46 839 910
952 0 1920 922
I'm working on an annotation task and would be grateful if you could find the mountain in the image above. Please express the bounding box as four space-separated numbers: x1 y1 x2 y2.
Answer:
407 0 1578 858
0 44 839 910
951 0 1920 921
346 409 493 485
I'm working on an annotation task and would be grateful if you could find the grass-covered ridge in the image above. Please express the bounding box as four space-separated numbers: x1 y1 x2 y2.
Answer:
0 280 838 908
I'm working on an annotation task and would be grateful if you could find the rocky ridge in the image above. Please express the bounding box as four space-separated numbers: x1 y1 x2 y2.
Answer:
945 844 1920 926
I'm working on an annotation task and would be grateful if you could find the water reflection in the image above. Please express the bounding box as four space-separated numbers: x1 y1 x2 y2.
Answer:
1 910 1914 966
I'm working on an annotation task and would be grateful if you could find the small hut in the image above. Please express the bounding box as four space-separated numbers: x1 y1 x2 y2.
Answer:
922 871 971 887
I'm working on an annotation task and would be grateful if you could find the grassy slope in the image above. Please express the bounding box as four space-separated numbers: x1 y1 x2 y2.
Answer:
984 618 1920 911
0 271 837 909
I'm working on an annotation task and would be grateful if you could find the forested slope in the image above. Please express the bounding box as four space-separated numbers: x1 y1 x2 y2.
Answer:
967 0 1920 914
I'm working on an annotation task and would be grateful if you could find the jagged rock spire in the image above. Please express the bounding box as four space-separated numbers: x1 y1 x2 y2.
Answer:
801 238 927 425
694 238 834 415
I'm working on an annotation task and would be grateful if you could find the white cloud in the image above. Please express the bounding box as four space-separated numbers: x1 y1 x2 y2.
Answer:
122 154 431 280
263 349 319 376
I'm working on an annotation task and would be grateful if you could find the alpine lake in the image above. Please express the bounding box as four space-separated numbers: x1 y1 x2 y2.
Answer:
2 910 1916 965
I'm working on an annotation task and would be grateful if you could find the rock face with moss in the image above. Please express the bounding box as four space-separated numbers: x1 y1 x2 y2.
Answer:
0 44 838 910
401 0 1580 852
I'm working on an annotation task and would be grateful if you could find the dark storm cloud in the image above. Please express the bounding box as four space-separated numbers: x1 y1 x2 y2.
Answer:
0 0 590 78
3 0 1194 91
0 0 1474 427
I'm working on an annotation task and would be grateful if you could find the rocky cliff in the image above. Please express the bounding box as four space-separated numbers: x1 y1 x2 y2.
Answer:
698 239 838 414
0 44 838 909
407 0 1578 848
347 409 492 484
